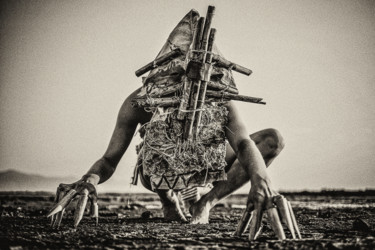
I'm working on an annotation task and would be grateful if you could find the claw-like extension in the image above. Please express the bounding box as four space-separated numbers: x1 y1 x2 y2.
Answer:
287 201 302 239
74 189 89 228
274 196 296 239
54 209 65 228
234 210 252 236
267 207 286 240
248 209 263 240
254 224 264 239
48 205 63 218
51 190 65 227
50 215 54 226
51 194 57 225
51 187 61 225
47 189 77 217
91 202 99 226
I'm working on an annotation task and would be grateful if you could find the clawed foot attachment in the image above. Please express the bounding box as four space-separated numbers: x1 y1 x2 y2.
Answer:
235 195 302 240
47 181 98 228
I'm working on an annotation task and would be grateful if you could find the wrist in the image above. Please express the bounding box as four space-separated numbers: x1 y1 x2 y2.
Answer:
250 173 271 186
81 173 100 185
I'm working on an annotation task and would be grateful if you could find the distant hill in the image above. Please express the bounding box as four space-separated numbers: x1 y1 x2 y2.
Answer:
3 169 372 195
0 169 77 192
0 169 150 193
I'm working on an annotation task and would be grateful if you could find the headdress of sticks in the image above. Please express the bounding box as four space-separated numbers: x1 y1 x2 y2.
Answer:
133 6 265 141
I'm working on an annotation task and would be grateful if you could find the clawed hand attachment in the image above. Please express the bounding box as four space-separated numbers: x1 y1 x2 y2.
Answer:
234 195 302 240
48 182 98 228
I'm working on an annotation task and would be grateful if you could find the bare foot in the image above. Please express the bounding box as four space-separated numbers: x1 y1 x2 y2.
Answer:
190 200 211 224
179 200 192 219
158 190 187 222
162 204 187 222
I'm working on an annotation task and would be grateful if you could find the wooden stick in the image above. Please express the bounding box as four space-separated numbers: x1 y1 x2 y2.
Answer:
207 81 238 94
193 17 205 56
74 189 89 228
136 79 239 99
131 97 180 108
177 17 205 120
132 92 265 108
177 80 192 120
184 6 215 140
212 54 252 76
194 28 216 138
200 6 215 52
183 81 201 139
137 82 183 98
234 210 252 236
287 201 302 239
91 203 99 226
135 48 183 77
248 209 263 240
267 207 286 240
47 189 77 218
274 196 296 239
205 90 265 104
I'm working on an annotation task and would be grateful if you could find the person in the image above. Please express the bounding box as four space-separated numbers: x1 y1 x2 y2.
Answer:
48 87 284 231
48 8 292 240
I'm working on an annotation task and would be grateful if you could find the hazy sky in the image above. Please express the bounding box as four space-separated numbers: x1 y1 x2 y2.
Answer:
1 0 374 192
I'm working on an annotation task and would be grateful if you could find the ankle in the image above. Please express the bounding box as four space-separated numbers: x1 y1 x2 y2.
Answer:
198 194 214 210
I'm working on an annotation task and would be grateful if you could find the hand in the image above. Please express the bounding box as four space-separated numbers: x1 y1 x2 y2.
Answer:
47 178 98 228
234 178 302 240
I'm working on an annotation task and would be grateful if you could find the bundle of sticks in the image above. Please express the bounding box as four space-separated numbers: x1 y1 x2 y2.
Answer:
133 5 265 141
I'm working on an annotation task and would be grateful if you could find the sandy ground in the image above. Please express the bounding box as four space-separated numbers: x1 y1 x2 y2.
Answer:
0 191 374 249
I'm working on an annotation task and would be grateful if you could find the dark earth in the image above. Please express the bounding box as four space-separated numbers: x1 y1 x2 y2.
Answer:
1 190 375 249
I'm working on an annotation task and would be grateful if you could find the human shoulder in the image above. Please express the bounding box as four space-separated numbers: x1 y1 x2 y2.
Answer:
117 88 152 126
223 101 239 120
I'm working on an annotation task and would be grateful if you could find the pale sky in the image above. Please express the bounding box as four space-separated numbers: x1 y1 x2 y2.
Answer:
1 0 374 192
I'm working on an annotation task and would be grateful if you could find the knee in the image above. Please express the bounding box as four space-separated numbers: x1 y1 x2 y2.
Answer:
265 128 285 153
251 128 285 158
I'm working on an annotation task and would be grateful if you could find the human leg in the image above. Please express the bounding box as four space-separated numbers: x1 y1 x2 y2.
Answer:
191 128 285 224
138 167 187 222
225 128 285 168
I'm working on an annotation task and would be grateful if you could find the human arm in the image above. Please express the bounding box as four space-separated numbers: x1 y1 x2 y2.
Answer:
48 88 151 228
225 102 281 239
225 102 301 240
225 101 275 202
82 89 150 185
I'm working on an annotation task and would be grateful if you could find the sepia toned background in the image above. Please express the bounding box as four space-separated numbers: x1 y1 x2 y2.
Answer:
0 0 374 192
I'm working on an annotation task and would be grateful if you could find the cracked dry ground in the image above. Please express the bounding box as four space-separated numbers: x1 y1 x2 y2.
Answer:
0 192 375 249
